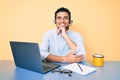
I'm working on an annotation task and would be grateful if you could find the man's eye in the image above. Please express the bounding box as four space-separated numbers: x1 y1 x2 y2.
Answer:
56 16 69 20
56 17 61 20
64 17 69 20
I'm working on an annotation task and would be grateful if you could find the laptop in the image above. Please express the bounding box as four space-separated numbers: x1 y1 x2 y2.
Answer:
10 41 60 73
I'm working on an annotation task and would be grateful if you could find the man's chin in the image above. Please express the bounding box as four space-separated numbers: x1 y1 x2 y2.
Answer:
57 26 68 28
57 26 69 30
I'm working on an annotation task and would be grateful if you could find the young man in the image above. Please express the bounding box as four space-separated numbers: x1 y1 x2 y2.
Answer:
40 7 86 63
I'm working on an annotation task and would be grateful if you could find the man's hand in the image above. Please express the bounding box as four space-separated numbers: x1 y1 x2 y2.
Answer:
56 27 66 36
64 52 84 63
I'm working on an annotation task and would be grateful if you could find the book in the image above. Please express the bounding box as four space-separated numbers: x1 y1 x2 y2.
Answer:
63 63 96 75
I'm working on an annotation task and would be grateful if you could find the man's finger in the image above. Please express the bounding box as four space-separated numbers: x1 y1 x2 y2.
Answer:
75 55 84 58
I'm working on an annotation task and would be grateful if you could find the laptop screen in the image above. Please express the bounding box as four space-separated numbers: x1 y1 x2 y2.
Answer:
10 41 60 73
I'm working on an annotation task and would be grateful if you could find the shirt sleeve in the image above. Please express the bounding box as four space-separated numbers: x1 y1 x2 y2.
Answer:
73 33 86 61
40 32 51 60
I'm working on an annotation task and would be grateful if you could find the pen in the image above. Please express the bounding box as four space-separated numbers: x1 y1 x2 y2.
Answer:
77 63 83 72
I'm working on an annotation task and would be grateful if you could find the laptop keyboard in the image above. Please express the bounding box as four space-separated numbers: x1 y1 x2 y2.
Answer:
42 61 60 72
42 62 55 71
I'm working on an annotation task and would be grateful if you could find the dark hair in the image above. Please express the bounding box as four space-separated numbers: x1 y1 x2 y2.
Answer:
55 7 71 23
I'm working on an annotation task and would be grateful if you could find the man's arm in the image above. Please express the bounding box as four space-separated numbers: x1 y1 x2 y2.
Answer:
57 27 77 51
46 54 65 62
62 34 77 50
52 27 85 63
46 52 84 63
41 28 85 63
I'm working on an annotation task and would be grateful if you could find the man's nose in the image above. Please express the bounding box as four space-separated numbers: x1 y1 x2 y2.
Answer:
60 18 64 22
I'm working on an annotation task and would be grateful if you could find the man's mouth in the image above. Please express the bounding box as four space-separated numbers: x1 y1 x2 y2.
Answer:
60 23 65 27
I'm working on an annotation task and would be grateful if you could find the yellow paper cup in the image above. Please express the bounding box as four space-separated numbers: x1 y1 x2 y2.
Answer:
93 54 104 67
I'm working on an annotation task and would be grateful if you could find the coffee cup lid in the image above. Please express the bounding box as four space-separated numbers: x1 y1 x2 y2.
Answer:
93 54 104 58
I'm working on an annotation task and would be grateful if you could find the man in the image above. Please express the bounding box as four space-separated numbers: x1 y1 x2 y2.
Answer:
40 7 86 63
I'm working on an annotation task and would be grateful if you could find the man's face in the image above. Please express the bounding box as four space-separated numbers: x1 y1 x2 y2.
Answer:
55 12 70 28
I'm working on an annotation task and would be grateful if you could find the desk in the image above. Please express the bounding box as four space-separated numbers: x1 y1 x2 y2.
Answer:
0 60 120 80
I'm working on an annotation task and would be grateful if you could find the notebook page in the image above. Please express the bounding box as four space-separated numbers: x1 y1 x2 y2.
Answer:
63 63 96 75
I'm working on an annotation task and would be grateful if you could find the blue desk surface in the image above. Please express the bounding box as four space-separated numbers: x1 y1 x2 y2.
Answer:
0 60 120 80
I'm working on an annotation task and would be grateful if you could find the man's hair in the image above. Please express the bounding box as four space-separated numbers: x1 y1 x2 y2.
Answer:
55 7 71 23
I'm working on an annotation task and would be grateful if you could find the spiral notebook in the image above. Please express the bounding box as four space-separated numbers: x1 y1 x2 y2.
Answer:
63 63 96 75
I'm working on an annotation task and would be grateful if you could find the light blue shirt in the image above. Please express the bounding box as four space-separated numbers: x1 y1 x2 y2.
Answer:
40 28 86 60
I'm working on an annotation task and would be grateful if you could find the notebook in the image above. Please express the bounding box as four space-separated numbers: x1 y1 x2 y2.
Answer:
63 63 96 75
10 41 60 73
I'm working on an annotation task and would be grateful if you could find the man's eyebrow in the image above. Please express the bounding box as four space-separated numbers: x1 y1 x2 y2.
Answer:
56 16 69 18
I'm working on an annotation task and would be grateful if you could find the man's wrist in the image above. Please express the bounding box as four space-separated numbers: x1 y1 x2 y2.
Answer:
62 33 68 39
61 56 66 62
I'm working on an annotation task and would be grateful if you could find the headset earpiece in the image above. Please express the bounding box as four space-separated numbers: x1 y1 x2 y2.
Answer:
70 20 73 24
54 20 56 24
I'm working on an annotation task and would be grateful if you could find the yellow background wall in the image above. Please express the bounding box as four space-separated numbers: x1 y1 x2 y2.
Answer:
0 0 120 61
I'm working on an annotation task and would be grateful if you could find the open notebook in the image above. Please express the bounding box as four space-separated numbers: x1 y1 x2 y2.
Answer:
63 63 96 75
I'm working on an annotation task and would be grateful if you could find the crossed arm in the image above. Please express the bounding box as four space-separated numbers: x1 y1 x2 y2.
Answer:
46 27 84 63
